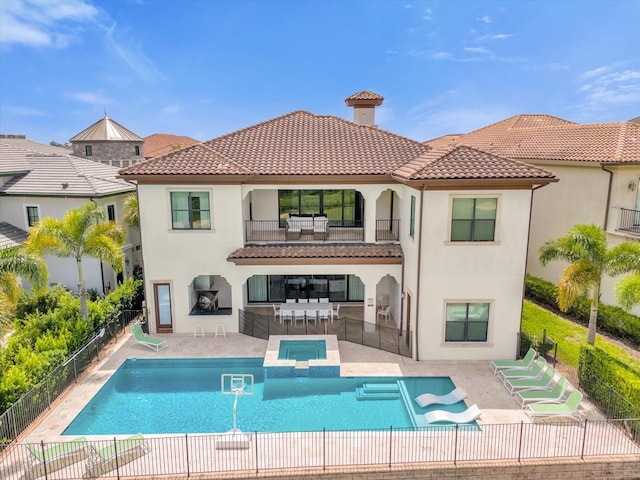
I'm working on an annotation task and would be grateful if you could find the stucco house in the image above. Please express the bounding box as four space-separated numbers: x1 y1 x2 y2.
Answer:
119 91 556 361
0 135 141 294
425 115 640 313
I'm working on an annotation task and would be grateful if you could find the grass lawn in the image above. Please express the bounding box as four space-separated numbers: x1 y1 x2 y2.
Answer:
522 300 640 372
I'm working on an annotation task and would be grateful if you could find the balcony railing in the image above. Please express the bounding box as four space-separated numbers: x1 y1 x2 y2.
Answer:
618 208 640 235
375 219 400 241
245 220 365 243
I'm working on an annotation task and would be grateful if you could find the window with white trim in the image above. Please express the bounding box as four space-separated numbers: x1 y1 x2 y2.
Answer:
445 302 489 342
170 192 211 230
451 197 497 242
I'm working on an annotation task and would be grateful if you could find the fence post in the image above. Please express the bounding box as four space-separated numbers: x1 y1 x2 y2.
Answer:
453 423 458 465
113 437 120 480
552 343 558 366
580 419 588 459
517 421 524 462
388 426 392 468
323 428 326 471
607 385 613 419
40 440 48 480
184 434 190 477
254 431 259 474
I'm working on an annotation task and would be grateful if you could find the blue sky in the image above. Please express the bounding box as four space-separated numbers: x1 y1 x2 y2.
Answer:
1 0 639 145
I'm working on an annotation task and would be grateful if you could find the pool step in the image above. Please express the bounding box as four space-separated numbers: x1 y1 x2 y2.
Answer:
356 382 400 400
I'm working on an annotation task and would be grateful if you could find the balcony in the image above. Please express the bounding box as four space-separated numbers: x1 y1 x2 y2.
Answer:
244 219 400 243
617 208 640 235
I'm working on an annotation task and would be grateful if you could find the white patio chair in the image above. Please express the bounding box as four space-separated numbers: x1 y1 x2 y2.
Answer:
272 304 280 321
286 299 297 303
319 297 329 303
280 309 292 324
308 298 319 303
293 310 306 326
318 309 331 323
306 309 318 325
298 299 308 303
332 304 340 323
377 305 391 323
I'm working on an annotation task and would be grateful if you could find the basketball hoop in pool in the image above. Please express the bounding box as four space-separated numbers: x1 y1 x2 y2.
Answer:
221 374 254 434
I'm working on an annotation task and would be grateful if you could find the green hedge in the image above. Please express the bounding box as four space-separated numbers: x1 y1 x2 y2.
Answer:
525 275 640 347
579 346 640 422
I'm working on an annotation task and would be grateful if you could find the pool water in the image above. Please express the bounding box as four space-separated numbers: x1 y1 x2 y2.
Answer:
277 339 327 361
63 358 469 435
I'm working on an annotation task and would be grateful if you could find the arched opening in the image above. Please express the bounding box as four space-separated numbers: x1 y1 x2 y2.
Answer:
376 274 400 326
375 188 401 241
190 274 232 315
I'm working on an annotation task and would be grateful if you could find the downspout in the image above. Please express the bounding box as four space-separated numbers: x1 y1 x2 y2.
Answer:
414 186 425 361
519 184 545 348
600 164 614 231
89 197 107 295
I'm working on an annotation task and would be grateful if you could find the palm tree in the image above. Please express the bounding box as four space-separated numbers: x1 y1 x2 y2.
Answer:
0 245 48 328
123 193 139 228
539 224 640 345
27 202 125 318
616 274 640 311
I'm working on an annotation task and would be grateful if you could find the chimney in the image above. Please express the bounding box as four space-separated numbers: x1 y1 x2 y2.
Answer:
345 91 384 126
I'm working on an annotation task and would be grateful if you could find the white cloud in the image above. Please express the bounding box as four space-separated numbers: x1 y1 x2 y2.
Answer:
577 68 640 107
103 23 163 83
0 0 98 47
66 90 111 105
478 33 513 42
1 105 49 116
464 47 491 55
478 16 491 23
161 105 181 115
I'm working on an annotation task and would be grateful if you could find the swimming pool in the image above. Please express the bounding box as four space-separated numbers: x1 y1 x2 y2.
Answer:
277 339 327 361
63 358 470 435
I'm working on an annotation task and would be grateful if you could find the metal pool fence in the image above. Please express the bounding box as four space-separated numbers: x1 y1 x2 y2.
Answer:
0 310 141 450
1 419 639 479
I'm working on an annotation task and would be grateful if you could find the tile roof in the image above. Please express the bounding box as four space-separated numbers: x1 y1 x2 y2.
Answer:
227 243 403 264
0 142 134 196
121 111 429 176
394 146 556 181
0 222 28 249
70 115 142 142
425 114 640 163
143 133 199 159
345 91 384 101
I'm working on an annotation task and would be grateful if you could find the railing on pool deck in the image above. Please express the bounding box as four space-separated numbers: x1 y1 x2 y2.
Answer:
1 418 639 479
0 309 142 452
239 309 413 358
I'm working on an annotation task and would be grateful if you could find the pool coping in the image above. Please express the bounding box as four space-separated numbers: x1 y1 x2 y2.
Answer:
264 335 340 377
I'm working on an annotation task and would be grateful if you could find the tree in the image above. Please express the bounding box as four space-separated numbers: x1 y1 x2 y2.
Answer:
616 274 640 311
539 224 640 345
0 245 48 329
122 193 139 228
27 203 125 318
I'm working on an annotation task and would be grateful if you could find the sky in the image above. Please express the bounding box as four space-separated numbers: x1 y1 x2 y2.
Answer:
1 0 639 146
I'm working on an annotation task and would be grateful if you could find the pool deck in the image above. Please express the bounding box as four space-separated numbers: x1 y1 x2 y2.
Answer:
21 330 608 443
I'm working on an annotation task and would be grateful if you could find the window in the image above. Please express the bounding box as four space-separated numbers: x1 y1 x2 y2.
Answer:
247 274 363 303
85 145 93 156
106 204 116 222
170 192 211 229
278 190 363 227
26 206 39 227
445 303 489 342
451 197 497 241
409 195 416 237
135 145 140 156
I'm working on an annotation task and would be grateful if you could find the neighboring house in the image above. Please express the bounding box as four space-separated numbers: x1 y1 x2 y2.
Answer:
425 115 640 313
0 135 142 294
143 134 199 159
70 115 144 168
120 91 556 361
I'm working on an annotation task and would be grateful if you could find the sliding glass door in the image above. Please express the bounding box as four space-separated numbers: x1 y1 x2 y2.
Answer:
247 274 364 303
278 190 363 227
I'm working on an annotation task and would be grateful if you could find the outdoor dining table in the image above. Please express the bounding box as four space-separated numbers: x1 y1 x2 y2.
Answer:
279 302 333 325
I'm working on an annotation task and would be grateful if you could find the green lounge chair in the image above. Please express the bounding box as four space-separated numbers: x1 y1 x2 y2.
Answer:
505 366 556 395
24 437 88 480
515 377 570 407
84 434 149 478
498 357 546 384
525 390 584 421
131 323 167 351
490 347 536 374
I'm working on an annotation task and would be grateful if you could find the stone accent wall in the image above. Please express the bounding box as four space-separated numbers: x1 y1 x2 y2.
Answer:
72 140 143 167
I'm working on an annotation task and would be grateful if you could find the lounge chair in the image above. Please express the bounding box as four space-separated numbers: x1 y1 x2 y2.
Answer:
498 357 546 384
84 433 150 478
131 323 167 351
525 390 584 421
415 387 468 408
505 366 556 395
24 437 88 480
490 347 536 374
515 377 570 407
424 404 482 424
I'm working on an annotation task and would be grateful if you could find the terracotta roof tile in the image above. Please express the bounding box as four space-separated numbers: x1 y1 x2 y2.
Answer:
426 114 640 163
345 91 384 101
122 111 429 176
144 133 199 159
227 243 403 263
394 146 556 181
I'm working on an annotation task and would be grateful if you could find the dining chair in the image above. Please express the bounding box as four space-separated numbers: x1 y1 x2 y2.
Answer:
377 305 391 323
280 309 292 325
318 309 331 323
286 299 297 303
272 304 280 321
332 304 340 323
293 310 306 326
319 297 329 303
306 309 318 325
308 298 319 303
298 299 308 303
